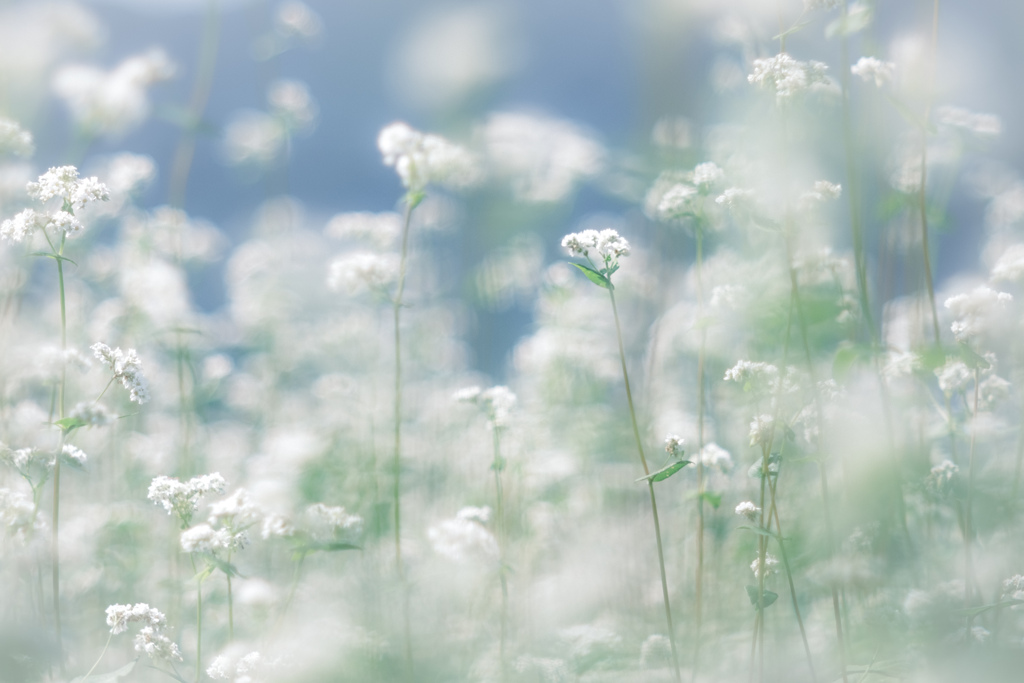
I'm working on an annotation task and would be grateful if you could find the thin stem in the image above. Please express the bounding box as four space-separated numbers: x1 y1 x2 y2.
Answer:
227 548 234 642
608 288 681 682
52 232 68 677
919 0 942 346
693 228 707 683
190 554 203 683
168 0 221 209
392 196 416 672
493 428 508 683
965 369 979 619
82 631 114 680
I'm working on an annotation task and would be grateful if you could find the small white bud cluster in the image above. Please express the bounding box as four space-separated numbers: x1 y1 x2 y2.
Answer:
91 342 150 404
748 53 830 101
378 121 481 192
735 501 760 519
148 472 227 526
0 118 33 157
750 554 779 579
1 166 110 243
327 252 399 295
561 228 631 271
851 57 895 88
105 603 182 662
61 444 87 466
455 384 517 429
664 435 685 458
303 503 363 542
428 506 499 564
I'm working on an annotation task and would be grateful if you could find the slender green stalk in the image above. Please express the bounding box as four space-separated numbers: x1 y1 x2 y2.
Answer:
493 428 508 683
168 0 221 209
52 231 68 677
608 288 681 683
190 554 203 683
918 0 942 346
693 228 707 683
227 548 234 642
81 631 114 680
965 369 979 619
392 196 417 672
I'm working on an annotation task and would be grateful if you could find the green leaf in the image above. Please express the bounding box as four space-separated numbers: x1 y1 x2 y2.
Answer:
772 20 810 42
31 252 78 266
490 455 507 472
824 5 872 38
54 417 88 433
957 342 991 370
636 460 691 483
916 344 948 372
570 263 612 290
736 524 774 539
293 541 361 555
745 585 779 610
699 491 722 509
832 344 868 384
956 598 1024 618
71 658 137 683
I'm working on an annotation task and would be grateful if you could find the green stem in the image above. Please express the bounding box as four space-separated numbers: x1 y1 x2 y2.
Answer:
190 554 203 683
493 428 508 683
693 228 707 683
919 0 942 346
81 631 113 680
392 196 416 673
608 288 681 682
168 0 221 209
965 369 979 622
227 548 234 642
52 232 67 678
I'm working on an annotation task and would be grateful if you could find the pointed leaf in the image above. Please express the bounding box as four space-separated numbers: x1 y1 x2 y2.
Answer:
699 491 722 509
71 658 137 683
956 598 1024 618
745 585 779 610
54 417 89 433
957 342 991 371
293 541 361 555
736 524 775 539
636 460 691 483
570 263 612 290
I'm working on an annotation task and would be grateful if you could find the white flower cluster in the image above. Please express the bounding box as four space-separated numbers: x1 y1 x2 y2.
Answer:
699 443 733 472
68 401 113 427
748 414 775 447
935 105 1001 137
148 472 227 525
1002 574 1024 602
800 180 842 206
454 384 517 429
944 286 1012 342
750 553 779 579
304 503 364 542
327 252 399 295
61 444 87 466
208 651 269 682
561 228 630 266
428 506 499 564
748 53 830 100
0 488 37 541
208 488 263 531
181 523 235 554
735 501 760 519
267 79 317 132
724 360 779 395
324 211 401 249
378 121 480 192
990 244 1024 283
1 446 54 479
851 57 895 88
1 166 110 243
663 434 685 457
926 459 959 498
0 118 33 157
934 358 973 396
91 342 150 404
692 162 725 192
52 48 175 138
104 603 181 661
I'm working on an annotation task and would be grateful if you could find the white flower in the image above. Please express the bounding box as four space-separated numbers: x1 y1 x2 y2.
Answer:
926 460 960 497
748 415 775 447
91 342 150 404
0 208 47 243
748 53 831 100
303 503 363 542
692 162 724 192
267 79 317 132
428 508 498 563
324 211 402 249
378 121 481 192
62 444 87 466
699 443 733 472
276 1 323 40
851 57 895 87
664 434 685 457
935 105 1001 137
656 183 698 220
735 501 760 519
724 360 779 393
944 286 1012 341
715 187 755 210
800 180 842 205
750 553 779 579
134 626 182 661
561 228 630 271
327 252 399 295
990 244 1024 283
180 523 233 553
0 118 33 157
222 110 286 167
105 603 167 635
148 473 227 525
457 384 517 429
934 358 972 396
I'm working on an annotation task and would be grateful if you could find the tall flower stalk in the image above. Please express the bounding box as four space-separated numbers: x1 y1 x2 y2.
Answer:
562 228 683 682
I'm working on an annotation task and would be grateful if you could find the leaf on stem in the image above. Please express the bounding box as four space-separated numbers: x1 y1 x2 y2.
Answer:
570 263 612 290
54 417 89 434
736 524 776 539
636 459 691 483
745 585 779 610
699 491 722 509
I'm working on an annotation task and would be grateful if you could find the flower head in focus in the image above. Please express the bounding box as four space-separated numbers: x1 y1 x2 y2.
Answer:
91 342 149 404
560 228 630 289
1 166 109 243
748 53 831 101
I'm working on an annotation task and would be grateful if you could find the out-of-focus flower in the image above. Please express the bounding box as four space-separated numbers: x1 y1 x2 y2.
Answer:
750 553 779 578
0 118 33 157
222 110 286 168
327 251 399 295
378 121 481 193
455 385 517 429
851 56 895 87
935 105 1001 137
267 79 318 133
944 286 1012 341
748 53 831 100
735 501 760 519
934 357 973 396
479 111 604 202
428 506 498 564
52 48 175 139
324 211 402 249
149 473 227 527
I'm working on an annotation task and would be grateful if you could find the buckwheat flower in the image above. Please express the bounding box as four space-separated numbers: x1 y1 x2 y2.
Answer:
935 358 972 396
926 459 960 498
135 626 182 661
62 444 87 466
883 350 920 381
749 415 775 446
692 162 724 193
724 360 779 392
180 523 233 553
222 110 286 167
207 655 233 680
800 180 842 205
944 286 1012 341
561 228 630 271
935 105 1001 137
664 434 685 457
1002 575 1024 601
276 1 323 40
477 385 517 429
261 513 295 540
267 79 317 132
735 501 760 519
208 488 263 535
91 342 150 404
428 507 498 563
304 503 363 542
324 211 402 249
990 244 1024 283
748 53 831 100
148 472 227 526
0 208 48 243
699 443 733 472
454 386 482 403
715 187 755 210
978 374 1012 411
0 488 37 540
0 118 33 157
378 121 481 192
656 183 698 219
105 603 167 635
48 210 83 235
750 553 779 579
327 251 399 295
851 56 895 87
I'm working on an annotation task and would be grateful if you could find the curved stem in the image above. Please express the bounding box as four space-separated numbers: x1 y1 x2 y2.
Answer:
609 288 681 682
81 631 114 680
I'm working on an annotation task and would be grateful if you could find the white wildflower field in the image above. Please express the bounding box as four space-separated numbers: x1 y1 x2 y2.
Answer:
1 1 1023 682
